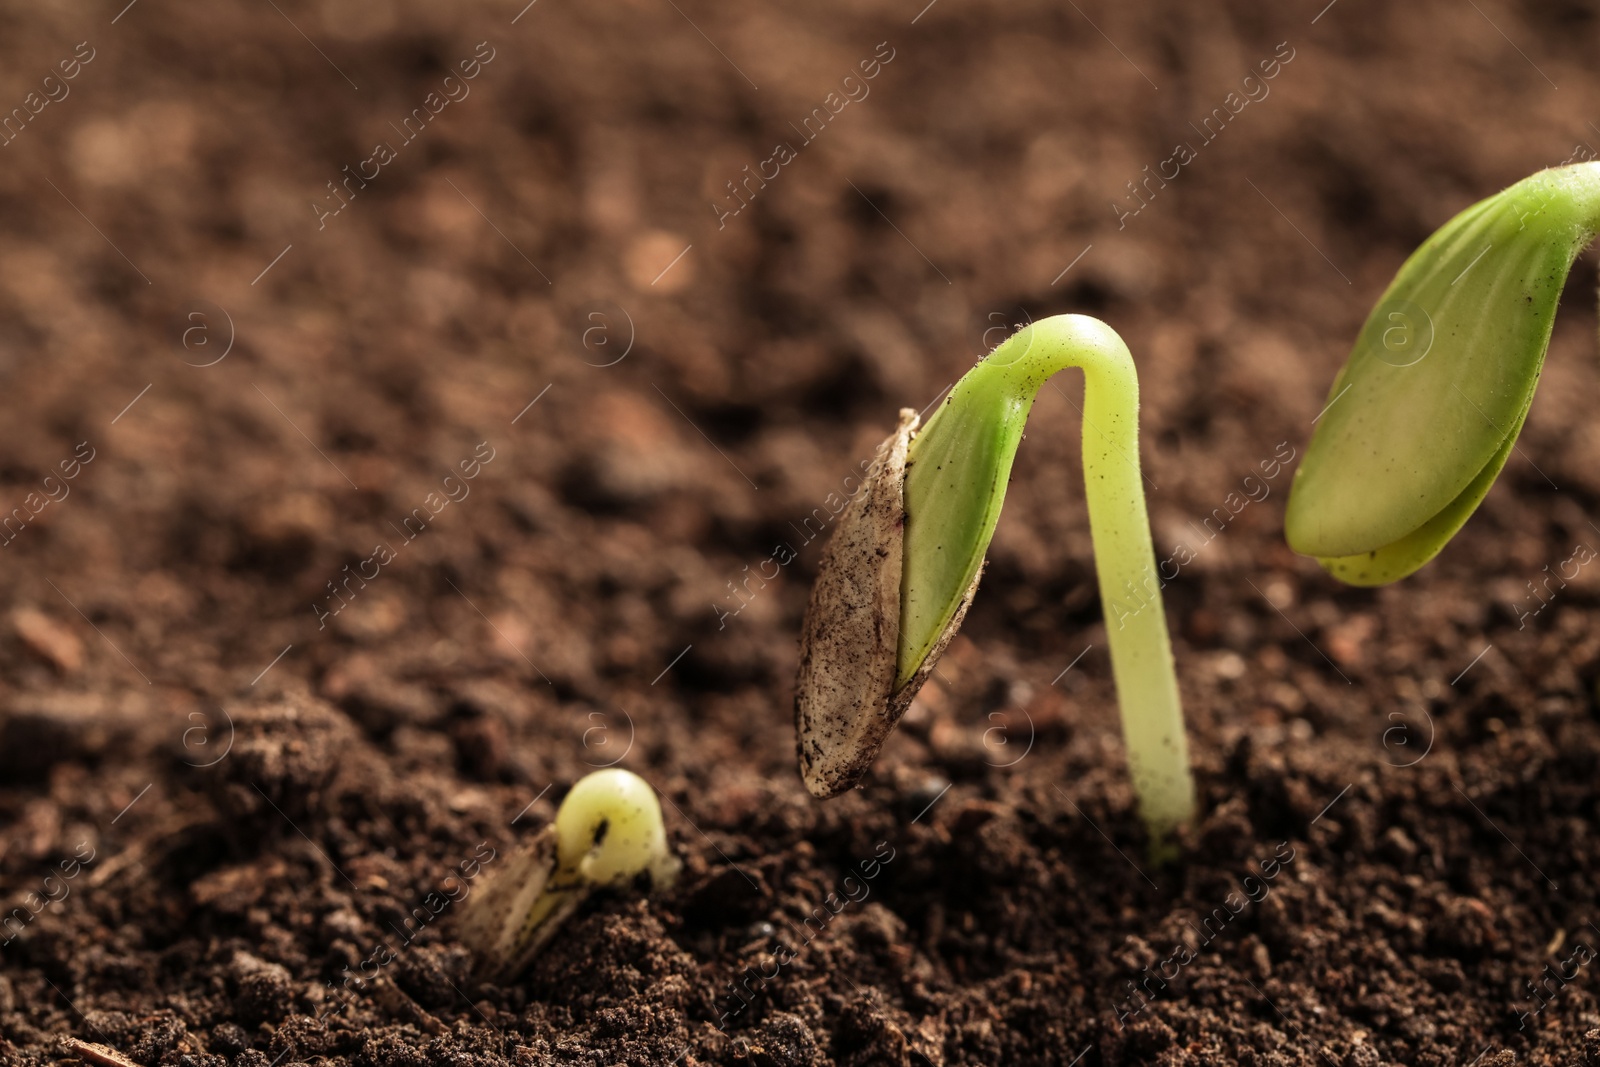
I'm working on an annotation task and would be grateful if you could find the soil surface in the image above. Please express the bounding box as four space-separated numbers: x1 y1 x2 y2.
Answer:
2 1 1600 1065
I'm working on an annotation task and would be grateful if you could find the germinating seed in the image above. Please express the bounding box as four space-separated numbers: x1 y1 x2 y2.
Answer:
794 315 1194 850
458 768 678 982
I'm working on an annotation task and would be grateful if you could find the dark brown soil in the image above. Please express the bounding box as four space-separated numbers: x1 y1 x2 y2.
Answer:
3 1 1600 1065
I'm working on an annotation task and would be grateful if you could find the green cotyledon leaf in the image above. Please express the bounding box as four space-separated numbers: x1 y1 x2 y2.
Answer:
1285 163 1600 584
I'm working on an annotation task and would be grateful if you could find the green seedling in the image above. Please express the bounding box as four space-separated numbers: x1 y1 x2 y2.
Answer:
1287 162 1600 584
796 313 1195 844
459 768 679 981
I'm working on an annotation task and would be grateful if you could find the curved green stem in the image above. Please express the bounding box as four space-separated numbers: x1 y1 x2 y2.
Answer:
902 314 1194 842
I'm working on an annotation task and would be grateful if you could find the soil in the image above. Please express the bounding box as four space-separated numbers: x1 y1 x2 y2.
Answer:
2 1 1600 1065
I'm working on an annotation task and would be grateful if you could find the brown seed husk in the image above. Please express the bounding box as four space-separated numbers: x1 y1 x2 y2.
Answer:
794 408 982 799
457 824 587 982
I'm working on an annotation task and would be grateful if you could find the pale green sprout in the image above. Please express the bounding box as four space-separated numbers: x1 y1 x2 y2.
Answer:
554 768 677 886
1287 163 1600 583
796 314 1195 846
459 768 678 981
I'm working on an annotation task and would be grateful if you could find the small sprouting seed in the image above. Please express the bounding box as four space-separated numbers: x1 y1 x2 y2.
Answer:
553 767 679 887
1286 163 1600 584
795 314 1195 847
458 768 678 982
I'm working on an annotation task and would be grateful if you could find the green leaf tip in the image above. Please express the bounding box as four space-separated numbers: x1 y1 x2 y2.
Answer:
796 314 1195 845
1286 162 1600 585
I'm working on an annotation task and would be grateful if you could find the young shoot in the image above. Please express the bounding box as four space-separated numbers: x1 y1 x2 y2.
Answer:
459 768 678 982
796 314 1195 845
1286 162 1600 583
